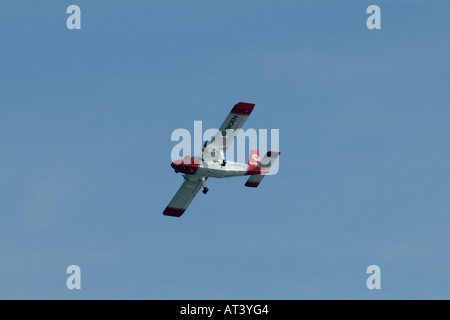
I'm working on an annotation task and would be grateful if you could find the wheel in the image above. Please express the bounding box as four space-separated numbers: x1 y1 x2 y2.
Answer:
174 169 179 173
202 187 209 194
221 160 227 167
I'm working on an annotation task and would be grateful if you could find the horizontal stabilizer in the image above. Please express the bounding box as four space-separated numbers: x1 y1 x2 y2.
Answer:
244 151 280 188
258 151 281 168
245 174 264 188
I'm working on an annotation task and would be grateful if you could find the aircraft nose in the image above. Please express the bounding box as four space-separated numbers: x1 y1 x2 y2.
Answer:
171 160 182 171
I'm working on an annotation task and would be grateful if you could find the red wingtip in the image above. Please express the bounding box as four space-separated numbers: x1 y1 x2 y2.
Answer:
163 207 186 217
245 181 260 188
231 102 255 115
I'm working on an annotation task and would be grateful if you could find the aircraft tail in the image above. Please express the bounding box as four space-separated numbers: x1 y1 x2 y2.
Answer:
248 150 261 166
245 151 280 188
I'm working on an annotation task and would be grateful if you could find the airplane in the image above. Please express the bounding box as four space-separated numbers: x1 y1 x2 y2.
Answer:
163 102 280 217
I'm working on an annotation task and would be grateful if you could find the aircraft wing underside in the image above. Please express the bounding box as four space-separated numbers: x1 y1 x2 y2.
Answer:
203 102 255 162
163 177 207 217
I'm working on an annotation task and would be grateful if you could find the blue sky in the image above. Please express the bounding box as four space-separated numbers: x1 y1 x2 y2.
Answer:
0 1 449 299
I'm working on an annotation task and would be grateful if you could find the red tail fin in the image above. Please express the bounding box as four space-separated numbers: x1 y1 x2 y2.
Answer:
248 150 261 166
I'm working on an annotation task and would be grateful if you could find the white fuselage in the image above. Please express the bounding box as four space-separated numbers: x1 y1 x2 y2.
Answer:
170 156 267 179
196 160 249 178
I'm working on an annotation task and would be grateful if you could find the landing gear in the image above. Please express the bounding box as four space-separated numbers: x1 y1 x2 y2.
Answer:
221 159 227 167
201 178 208 194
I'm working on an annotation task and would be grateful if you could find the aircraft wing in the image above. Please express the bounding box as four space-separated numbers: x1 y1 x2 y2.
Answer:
163 177 207 217
203 102 255 161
